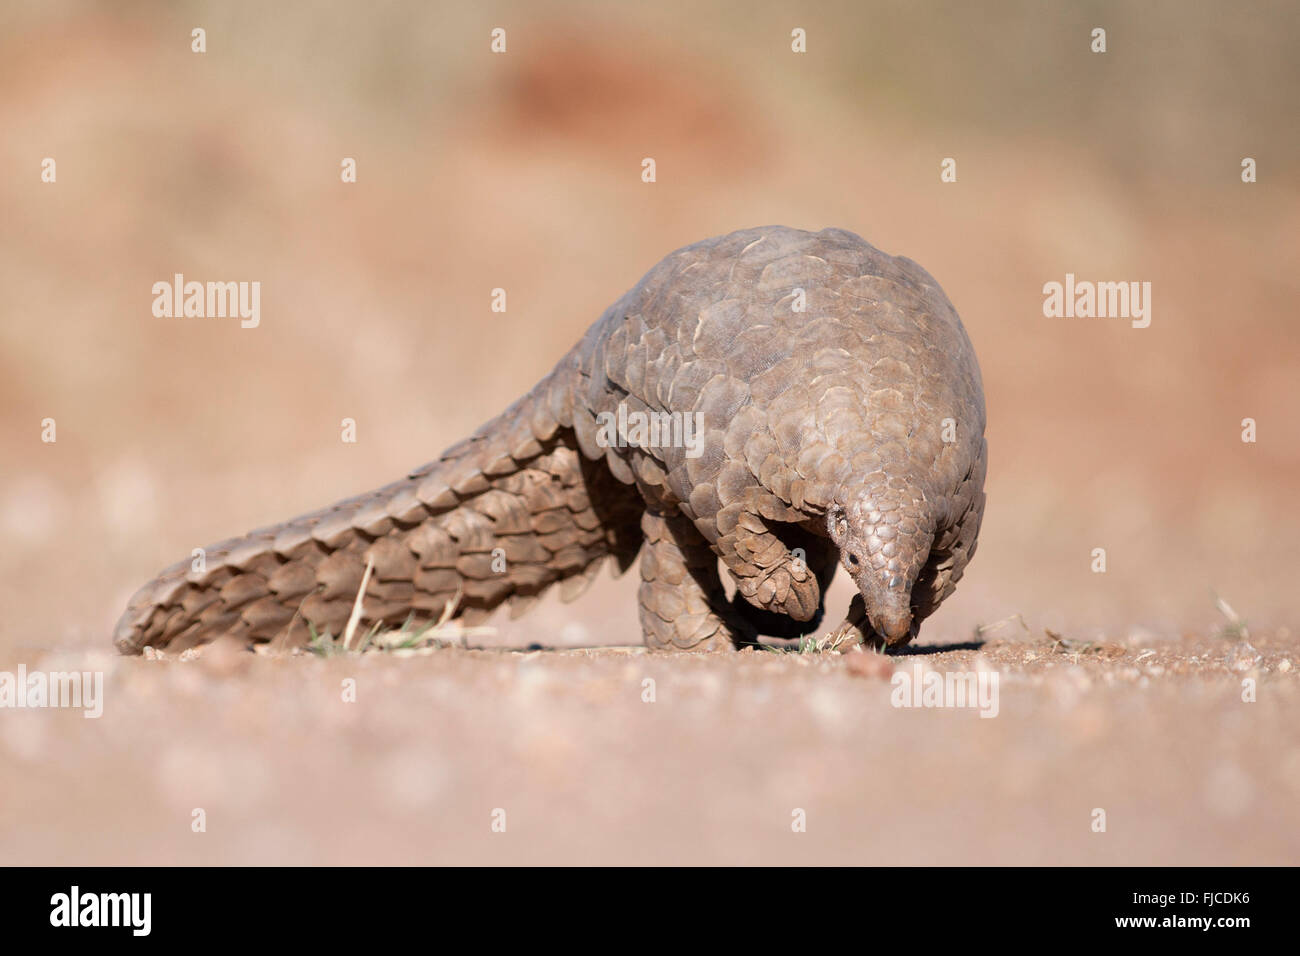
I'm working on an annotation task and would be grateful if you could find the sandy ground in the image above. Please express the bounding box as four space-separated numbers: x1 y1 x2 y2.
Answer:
1 2 1298 864
3 624 1297 866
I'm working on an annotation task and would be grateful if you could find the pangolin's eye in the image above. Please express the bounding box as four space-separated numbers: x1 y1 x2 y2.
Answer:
847 552 859 566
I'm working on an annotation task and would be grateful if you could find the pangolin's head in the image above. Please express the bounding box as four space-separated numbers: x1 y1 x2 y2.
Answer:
826 490 936 646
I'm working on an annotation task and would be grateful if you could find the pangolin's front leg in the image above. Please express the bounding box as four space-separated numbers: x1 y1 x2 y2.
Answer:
724 520 839 640
714 503 836 634
637 509 748 652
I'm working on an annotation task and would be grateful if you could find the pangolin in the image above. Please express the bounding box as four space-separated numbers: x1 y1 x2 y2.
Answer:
113 226 987 654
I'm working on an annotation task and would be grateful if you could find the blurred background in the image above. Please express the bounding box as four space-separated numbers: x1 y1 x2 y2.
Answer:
2 0 1298 655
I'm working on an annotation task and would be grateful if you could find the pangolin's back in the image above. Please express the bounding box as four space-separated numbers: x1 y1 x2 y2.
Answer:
566 225 985 530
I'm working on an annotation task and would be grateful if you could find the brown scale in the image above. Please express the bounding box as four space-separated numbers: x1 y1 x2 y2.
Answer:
114 226 986 654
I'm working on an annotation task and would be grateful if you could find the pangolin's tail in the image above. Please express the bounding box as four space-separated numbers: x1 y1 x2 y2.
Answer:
112 365 645 654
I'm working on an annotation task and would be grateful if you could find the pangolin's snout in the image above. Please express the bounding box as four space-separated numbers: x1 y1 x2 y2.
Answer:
860 573 916 646
870 605 914 645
